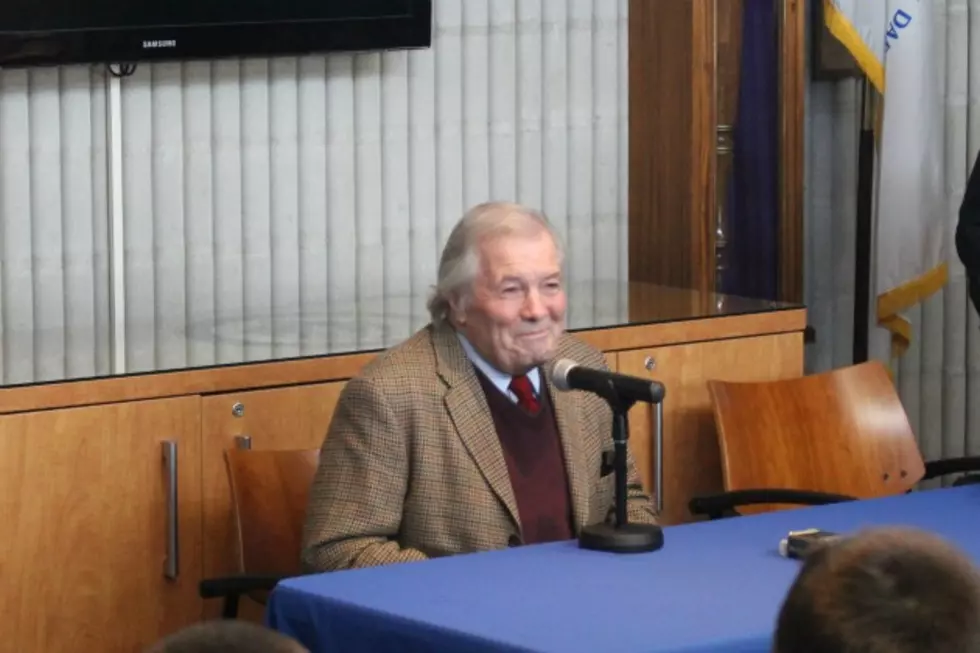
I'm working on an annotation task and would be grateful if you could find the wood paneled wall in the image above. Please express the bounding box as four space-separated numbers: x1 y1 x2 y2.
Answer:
628 0 715 293
628 0 805 302
779 0 806 303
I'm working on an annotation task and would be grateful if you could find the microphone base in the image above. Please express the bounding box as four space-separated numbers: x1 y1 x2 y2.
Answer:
578 522 664 554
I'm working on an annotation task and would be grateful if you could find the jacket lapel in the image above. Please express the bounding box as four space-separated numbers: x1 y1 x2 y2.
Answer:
547 380 591 534
432 325 522 532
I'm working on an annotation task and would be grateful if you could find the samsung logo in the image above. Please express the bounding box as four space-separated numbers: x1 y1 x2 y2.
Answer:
142 39 176 49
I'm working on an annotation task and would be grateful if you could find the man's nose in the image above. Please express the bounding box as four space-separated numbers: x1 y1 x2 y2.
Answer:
520 289 547 321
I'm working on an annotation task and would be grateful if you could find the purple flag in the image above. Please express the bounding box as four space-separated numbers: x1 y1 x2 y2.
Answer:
720 0 780 300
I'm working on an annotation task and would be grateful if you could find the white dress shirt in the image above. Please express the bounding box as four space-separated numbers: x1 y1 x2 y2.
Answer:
456 331 541 404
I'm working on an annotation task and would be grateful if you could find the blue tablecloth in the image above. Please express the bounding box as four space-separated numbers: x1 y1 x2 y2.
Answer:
266 485 980 653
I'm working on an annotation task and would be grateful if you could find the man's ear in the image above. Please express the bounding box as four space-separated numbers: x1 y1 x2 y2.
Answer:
448 293 467 326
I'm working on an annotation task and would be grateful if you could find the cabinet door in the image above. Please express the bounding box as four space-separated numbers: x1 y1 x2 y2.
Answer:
604 352 618 371
618 332 803 524
201 381 346 621
0 396 202 652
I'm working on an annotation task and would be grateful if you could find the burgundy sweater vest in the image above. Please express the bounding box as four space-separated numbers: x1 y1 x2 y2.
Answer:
474 370 574 544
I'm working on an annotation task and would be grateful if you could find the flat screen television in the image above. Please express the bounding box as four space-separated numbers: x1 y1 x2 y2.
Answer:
0 0 432 68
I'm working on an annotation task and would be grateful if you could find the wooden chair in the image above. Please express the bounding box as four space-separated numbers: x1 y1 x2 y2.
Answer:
199 448 320 618
688 360 980 519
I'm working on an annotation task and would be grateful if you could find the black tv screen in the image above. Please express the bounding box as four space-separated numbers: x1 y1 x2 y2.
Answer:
0 0 432 68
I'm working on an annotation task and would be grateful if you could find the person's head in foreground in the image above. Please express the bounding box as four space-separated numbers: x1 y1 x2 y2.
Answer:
146 620 308 653
774 527 980 653
427 201 567 375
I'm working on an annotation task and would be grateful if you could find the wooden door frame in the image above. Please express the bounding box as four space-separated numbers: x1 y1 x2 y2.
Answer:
627 0 807 302
778 0 806 303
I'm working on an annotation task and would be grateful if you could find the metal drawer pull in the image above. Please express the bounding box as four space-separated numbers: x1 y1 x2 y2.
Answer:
162 440 179 580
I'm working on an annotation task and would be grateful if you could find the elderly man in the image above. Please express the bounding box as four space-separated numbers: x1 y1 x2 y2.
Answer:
302 201 658 572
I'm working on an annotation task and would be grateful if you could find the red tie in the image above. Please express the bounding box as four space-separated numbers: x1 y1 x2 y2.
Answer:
509 374 540 413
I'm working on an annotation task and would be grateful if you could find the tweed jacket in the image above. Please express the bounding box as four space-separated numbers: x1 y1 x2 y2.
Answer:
300 323 659 572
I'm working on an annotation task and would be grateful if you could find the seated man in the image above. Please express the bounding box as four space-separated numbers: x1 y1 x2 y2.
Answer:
302 201 658 572
774 527 980 653
146 621 307 653
957 148 980 316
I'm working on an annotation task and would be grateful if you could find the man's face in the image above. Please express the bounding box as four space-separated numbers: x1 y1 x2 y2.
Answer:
453 229 567 375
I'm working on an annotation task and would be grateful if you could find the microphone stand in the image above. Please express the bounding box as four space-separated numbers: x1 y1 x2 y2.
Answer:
578 380 665 554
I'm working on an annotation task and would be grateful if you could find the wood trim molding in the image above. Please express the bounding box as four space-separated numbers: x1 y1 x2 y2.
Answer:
0 352 376 416
583 308 806 353
778 0 806 303
692 0 717 295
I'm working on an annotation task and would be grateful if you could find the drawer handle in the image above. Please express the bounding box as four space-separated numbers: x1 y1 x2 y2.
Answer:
162 440 179 581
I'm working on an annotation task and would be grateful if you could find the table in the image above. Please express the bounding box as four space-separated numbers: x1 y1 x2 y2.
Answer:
266 485 980 653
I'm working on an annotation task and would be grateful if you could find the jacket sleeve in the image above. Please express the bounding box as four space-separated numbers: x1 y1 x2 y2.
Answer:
301 374 428 572
625 443 660 525
956 149 980 314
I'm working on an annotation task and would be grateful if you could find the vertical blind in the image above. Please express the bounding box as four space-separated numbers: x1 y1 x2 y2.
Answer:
0 66 110 385
0 0 630 383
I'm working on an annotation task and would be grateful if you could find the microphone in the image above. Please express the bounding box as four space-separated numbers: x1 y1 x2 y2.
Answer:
549 358 665 405
549 356 667 554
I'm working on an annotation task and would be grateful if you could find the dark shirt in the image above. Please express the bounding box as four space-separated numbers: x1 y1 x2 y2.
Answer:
956 149 980 315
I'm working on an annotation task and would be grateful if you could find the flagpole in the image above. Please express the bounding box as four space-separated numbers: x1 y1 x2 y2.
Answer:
853 76 875 364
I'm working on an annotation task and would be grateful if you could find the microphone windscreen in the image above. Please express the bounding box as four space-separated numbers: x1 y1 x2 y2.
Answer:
549 358 578 391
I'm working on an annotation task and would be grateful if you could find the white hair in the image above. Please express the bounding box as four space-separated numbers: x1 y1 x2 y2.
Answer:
426 201 564 325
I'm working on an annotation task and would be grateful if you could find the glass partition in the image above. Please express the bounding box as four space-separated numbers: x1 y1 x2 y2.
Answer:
1 280 799 387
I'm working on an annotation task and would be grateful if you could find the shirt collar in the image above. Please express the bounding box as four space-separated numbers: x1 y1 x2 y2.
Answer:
455 331 541 397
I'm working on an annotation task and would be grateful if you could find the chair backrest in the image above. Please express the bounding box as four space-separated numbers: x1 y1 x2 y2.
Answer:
707 360 925 504
224 447 320 577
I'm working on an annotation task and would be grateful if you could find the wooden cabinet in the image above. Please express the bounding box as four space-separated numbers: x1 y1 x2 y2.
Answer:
0 396 202 653
200 382 346 621
604 352 618 372
619 333 804 524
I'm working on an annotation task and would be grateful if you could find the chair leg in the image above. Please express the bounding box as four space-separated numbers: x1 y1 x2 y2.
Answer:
221 594 240 619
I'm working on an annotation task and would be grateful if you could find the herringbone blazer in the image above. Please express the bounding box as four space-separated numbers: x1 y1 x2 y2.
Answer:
301 323 658 572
